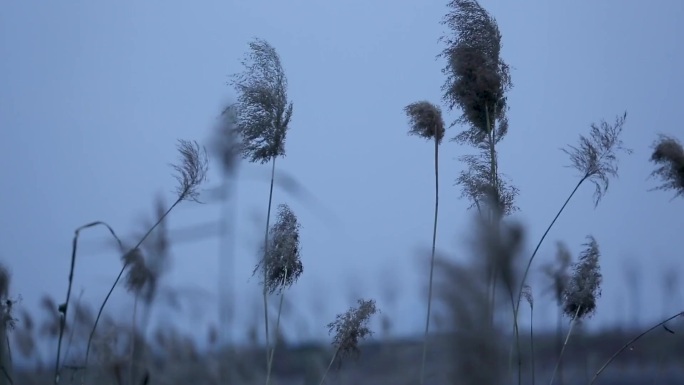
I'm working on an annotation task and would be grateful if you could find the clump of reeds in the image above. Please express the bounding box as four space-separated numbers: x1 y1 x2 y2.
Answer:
51 139 207 384
434 253 506 385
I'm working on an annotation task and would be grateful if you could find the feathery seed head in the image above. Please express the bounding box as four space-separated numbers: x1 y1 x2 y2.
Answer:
649 134 684 199
404 101 446 144
327 299 378 358
171 140 209 203
563 236 602 320
253 204 303 294
562 112 632 206
231 38 293 164
440 0 511 136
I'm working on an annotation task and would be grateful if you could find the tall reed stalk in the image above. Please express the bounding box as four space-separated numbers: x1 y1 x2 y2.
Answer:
403 101 445 385
229 39 294 377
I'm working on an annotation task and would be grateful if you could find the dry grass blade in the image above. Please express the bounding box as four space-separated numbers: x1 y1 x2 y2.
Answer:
649 134 684 199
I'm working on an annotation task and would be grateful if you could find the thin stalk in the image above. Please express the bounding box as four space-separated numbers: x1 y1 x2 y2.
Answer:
83 198 181 375
506 271 521 385
484 105 500 328
318 348 339 385
530 304 536 385
55 221 123 385
262 157 277 372
219 169 239 385
129 294 139 385
556 307 564 385
266 269 288 385
419 133 440 385
549 306 581 385
511 175 588 384
588 311 683 385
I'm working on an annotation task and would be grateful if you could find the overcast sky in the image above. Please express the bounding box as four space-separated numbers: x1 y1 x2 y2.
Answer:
1 0 683 349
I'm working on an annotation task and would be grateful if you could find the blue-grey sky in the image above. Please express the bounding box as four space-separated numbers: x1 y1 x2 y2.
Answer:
1 0 683 348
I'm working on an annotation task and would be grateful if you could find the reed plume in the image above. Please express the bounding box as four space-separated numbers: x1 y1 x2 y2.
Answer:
514 113 630 384
254 204 303 385
230 38 294 374
403 100 445 385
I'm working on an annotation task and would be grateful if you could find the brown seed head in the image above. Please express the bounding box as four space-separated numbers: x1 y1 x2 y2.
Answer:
404 101 446 144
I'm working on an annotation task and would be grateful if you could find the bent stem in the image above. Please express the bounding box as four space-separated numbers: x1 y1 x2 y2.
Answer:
55 221 122 385
588 311 683 385
83 199 181 374
549 306 581 385
262 157 277 373
419 133 440 385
